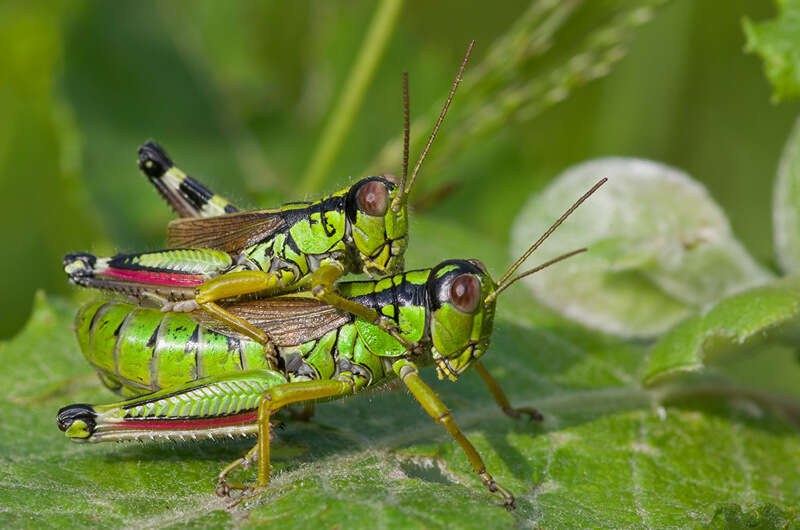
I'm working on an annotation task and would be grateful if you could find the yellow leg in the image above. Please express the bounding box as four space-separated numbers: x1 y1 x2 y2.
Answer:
216 445 258 497
474 362 543 422
216 416 284 497
196 264 412 352
311 262 415 351
194 271 285 345
311 262 380 322
255 379 353 487
196 270 284 303
393 360 516 509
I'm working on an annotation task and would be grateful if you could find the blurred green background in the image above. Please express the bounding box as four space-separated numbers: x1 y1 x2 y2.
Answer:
1 0 797 339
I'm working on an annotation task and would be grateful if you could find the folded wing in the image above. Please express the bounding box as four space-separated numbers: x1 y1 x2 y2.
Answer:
167 210 286 252
193 297 351 346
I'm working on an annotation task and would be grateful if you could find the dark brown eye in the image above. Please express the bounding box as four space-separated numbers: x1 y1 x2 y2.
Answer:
356 181 388 217
450 274 480 313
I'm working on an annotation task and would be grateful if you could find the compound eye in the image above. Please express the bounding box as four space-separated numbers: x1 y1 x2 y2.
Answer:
356 180 389 217
450 274 480 313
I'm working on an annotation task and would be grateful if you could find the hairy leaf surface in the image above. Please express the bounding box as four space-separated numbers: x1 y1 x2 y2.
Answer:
3 286 800 527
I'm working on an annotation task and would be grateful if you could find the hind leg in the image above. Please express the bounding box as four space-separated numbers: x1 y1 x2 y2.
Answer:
138 141 239 218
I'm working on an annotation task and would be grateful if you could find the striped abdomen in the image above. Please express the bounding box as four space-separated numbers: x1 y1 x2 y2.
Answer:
75 301 275 397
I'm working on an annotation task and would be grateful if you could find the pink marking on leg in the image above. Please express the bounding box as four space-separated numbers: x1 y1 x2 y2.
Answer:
101 267 207 287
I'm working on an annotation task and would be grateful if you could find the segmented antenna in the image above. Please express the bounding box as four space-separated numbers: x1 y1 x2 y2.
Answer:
393 72 411 212
487 178 608 303
403 40 474 198
486 248 587 303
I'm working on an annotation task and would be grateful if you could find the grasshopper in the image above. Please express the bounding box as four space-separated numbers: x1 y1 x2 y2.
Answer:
57 178 606 509
63 43 474 350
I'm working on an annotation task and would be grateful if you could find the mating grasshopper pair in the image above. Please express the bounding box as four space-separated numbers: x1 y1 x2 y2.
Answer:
57 43 606 509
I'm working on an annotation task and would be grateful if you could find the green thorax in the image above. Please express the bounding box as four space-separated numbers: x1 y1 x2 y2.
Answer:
236 176 408 281
238 190 349 274
338 268 431 345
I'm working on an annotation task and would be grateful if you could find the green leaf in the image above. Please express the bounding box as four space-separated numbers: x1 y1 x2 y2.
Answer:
743 0 800 102
708 503 799 529
4 279 800 526
642 277 800 386
775 114 800 274
510 158 774 338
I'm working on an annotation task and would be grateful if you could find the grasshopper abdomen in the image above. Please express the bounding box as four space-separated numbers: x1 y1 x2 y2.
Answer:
75 301 276 397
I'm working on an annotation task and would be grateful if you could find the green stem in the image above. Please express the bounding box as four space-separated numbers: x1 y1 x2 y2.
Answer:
300 0 404 193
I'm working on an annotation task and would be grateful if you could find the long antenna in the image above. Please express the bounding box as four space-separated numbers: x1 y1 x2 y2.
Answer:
496 178 608 287
486 248 586 303
403 39 474 199
393 72 411 212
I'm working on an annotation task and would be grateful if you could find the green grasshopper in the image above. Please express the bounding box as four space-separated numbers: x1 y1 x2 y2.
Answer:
62 43 474 349
57 179 605 509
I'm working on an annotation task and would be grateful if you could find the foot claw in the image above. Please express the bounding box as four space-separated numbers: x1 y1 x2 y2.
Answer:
480 470 516 509
227 485 266 509
215 481 231 498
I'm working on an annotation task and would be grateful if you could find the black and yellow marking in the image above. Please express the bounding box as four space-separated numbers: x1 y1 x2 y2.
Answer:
138 140 239 218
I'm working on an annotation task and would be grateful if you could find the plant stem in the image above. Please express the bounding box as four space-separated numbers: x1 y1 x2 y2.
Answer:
300 0 404 193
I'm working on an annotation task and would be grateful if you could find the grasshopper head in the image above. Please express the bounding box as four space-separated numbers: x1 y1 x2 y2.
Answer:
426 178 609 381
427 259 497 381
346 174 408 276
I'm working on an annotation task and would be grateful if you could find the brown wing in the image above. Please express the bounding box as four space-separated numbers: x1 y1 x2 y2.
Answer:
167 209 286 252
193 297 351 346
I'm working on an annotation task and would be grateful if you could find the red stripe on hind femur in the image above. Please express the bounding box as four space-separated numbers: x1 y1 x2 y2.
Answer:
102 267 208 287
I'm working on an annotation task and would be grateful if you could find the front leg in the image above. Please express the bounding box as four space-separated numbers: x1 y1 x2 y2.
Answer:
474 362 542 422
393 359 517 509
310 261 373 320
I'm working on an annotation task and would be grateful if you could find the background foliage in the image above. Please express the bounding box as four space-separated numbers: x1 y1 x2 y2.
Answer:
3 0 799 338
2 0 800 527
